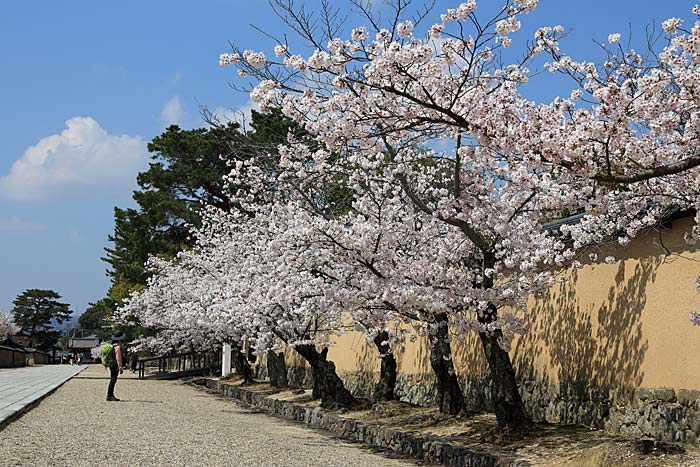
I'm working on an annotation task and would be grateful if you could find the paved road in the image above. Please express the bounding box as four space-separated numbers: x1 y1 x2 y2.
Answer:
0 365 422 467
0 364 84 427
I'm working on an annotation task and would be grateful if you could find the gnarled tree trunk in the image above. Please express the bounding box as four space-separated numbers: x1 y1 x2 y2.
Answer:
267 350 288 388
481 252 531 432
429 313 465 415
372 331 397 402
232 343 254 385
294 344 358 409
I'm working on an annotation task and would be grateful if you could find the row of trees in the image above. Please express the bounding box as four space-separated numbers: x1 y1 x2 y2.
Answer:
117 0 700 434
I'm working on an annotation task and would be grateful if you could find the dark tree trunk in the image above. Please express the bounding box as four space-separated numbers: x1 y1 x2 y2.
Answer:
247 344 257 363
429 313 465 415
372 331 397 402
232 343 254 385
267 350 288 388
294 344 358 409
481 252 531 432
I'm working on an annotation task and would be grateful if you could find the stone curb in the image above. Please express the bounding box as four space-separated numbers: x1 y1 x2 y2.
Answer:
188 378 528 467
0 366 86 432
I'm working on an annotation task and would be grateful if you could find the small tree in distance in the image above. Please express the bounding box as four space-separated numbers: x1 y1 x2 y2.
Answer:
11 289 72 350
0 311 19 341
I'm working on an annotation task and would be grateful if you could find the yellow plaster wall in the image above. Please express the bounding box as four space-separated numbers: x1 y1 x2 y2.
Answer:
513 216 700 392
289 217 700 393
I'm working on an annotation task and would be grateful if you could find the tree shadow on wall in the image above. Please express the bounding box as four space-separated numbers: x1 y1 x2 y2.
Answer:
404 333 431 375
449 332 490 378
513 256 661 397
349 336 381 395
348 334 376 373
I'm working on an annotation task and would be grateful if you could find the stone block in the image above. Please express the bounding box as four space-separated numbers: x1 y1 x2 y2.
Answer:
606 412 623 433
678 389 700 406
653 417 669 435
655 388 677 402
662 403 684 423
672 423 685 443
689 415 700 435
620 424 643 438
638 416 654 436
624 409 637 425
635 388 654 401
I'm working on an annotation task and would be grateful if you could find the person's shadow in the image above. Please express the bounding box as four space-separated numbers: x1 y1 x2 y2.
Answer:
115 399 164 403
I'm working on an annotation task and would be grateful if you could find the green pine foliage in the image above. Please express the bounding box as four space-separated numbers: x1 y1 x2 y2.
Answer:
99 110 299 333
11 289 72 350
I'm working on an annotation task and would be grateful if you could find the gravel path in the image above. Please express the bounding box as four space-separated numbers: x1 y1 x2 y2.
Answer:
0 365 422 467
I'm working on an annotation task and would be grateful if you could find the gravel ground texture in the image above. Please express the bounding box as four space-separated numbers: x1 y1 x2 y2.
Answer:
0 365 423 467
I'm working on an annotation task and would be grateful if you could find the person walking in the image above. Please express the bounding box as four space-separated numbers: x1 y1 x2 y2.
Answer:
106 330 125 402
129 350 138 373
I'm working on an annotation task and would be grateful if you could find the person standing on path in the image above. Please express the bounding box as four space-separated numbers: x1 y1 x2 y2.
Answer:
129 350 138 373
106 330 125 401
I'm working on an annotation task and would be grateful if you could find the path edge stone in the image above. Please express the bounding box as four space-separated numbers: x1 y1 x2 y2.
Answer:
188 378 528 467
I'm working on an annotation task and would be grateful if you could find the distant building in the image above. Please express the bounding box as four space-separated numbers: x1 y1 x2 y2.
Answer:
10 326 59 365
67 335 100 363
12 327 34 348
68 335 100 352
0 335 28 368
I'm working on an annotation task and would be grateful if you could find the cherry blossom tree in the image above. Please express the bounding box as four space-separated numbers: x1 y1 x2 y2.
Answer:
108 0 700 434
221 203 362 408
276 172 533 411
0 311 19 341
522 7 700 327
529 11 700 188
117 247 255 383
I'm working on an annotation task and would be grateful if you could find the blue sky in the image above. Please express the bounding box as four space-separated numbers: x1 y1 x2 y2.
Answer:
0 0 695 319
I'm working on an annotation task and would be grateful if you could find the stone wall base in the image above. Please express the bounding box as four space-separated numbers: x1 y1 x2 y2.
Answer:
254 361 700 445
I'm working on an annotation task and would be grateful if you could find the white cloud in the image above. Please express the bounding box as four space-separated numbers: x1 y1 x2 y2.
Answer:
0 117 148 201
161 96 185 125
210 100 259 131
0 218 47 233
